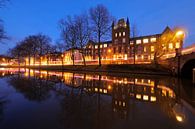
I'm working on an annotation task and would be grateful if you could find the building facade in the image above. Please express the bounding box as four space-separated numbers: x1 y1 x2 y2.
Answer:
84 18 184 64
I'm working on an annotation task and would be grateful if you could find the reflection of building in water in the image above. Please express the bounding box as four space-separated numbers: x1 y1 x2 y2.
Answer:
0 68 187 122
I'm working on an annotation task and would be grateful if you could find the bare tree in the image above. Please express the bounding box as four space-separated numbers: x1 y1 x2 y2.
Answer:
75 14 91 66
0 0 9 43
89 4 113 66
59 16 77 66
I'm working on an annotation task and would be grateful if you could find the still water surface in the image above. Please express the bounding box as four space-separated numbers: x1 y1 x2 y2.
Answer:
0 68 195 129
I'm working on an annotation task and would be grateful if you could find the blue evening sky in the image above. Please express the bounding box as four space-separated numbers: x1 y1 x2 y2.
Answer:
0 0 195 54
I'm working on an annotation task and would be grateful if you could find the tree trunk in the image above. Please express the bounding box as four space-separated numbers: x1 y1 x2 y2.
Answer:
98 31 101 66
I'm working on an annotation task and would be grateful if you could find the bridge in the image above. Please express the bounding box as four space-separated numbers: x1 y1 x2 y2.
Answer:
162 44 195 78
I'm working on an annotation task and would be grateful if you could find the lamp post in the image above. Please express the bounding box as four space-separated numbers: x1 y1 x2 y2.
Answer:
175 30 184 77
61 54 64 70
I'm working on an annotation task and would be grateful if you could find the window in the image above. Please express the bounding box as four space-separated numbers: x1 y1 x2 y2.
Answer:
119 32 122 37
118 47 122 53
100 44 102 48
115 39 118 44
151 46 154 52
95 45 98 49
130 41 134 45
136 40 141 44
113 47 116 54
115 33 118 37
123 32 126 36
176 42 180 48
104 44 107 48
143 39 149 43
169 43 173 49
151 37 156 42
144 47 147 52
122 38 126 43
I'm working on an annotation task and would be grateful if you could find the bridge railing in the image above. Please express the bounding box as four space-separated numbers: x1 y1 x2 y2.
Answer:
182 45 195 55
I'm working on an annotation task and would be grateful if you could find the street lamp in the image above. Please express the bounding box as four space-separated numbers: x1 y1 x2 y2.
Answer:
175 30 185 77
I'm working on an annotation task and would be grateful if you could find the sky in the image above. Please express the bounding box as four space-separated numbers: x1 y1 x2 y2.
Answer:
0 0 195 54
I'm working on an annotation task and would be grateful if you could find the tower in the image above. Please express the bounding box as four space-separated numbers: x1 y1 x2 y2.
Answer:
112 18 130 61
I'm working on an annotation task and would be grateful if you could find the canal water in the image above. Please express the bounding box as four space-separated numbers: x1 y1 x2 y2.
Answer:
0 68 194 129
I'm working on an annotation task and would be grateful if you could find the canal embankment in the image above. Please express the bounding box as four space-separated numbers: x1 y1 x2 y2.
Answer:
0 64 172 76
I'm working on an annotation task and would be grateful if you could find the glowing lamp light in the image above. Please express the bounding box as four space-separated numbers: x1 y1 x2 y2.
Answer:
176 30 184 37
176 115 183 122
108 85 112 90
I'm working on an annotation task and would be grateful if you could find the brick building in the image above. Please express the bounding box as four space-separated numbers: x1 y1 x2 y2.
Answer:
84 18 184 64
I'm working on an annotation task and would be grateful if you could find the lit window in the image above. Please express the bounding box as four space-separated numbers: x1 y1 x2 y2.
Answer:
144 47 147 52
136 40 141 44
151 54 154 60
124 54 127 60
95 45 98 49
150 96 156 102
169 43 173 49
143 95 149 101
151 46 155 52
176 42 180 48
115 33 118 37
136 94 141 99
151 37 156 42
104 44 107 48
119 32 122 37
130 41 134 45
122 38 126 43
123 102 126 107
123 32 126 36
100 45 102 48
143 39 149 43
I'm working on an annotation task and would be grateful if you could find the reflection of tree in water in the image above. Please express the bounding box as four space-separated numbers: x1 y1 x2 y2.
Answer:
0 96 8 122
58 86 117 129
7 75 55 102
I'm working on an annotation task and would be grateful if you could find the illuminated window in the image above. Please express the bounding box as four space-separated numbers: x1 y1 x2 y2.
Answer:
104 44 107 48
176 42 180 48
143 95 149 101
119 32 122 37
124 54 127 60
151 46 155 52
144 47 147 52
122 38 126 43
119 101 121 106
123 32 126 36
95 45 98 49
100 45 103 48
169 43 173 49
136 40 141 44
151 54 154 60
123 102 126 107
115 33 118 37
136 94 141 99
143 39 149 43
130 41 134 45
150 96 156 102
151 37 156 42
